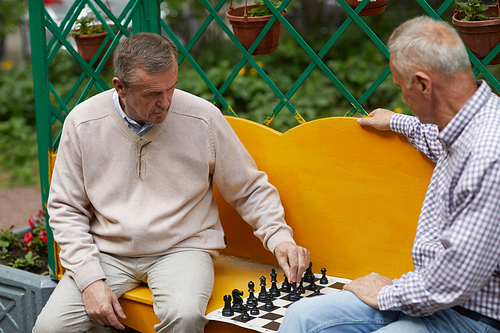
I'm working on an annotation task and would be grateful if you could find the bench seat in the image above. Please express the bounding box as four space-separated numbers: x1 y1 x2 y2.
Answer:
120 255 282 332
49 116 434 332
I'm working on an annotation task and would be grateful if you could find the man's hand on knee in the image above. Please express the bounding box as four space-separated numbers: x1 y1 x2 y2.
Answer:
82 280 126 330
343 272 393 309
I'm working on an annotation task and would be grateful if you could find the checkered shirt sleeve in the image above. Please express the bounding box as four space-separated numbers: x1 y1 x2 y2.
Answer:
378 81 500 320
390 114 443 162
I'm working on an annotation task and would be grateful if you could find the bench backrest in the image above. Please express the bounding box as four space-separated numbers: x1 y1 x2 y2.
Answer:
216 116 435 280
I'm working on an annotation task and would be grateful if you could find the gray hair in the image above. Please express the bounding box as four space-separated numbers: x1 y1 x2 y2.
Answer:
113 32 179 88
388 16 470 87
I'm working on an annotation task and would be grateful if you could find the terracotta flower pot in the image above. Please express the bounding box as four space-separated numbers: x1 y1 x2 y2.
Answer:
452 5 500 65
345 0 388 16
226 4 284 55
73 25 114 68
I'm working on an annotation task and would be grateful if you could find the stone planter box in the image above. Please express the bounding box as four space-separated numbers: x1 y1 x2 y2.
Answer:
0 228 57 333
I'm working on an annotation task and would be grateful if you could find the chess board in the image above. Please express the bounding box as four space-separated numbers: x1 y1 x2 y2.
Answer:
207 274 351 332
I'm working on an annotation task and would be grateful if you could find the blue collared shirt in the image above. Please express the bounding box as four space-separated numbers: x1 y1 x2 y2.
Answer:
379 80 500 321
112 89 153 136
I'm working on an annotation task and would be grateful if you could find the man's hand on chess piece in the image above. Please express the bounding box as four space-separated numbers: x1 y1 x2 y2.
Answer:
82 279 127 330
343 272 393 309
274 242 310 283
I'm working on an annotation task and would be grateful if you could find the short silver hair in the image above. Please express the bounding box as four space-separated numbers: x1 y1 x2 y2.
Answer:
388 16 470 87
113 32 179 89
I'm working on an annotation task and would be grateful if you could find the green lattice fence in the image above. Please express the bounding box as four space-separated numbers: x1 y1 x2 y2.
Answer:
28 0 500 279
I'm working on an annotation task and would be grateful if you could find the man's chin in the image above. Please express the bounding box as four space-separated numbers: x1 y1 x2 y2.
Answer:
148 112 168 124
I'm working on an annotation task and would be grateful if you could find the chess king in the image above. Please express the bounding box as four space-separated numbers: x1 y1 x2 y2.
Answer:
279 16 500 333
33 32 310 333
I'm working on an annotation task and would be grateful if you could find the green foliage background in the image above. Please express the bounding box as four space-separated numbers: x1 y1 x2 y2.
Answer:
0 0 499 189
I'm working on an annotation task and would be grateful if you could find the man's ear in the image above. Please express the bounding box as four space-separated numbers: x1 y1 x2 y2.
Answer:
414 71 432 97
112 77 126 98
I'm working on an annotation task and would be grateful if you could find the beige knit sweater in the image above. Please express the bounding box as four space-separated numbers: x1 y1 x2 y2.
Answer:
48 89 295 291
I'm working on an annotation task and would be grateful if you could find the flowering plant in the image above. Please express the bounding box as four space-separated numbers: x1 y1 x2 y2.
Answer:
71 2 112 36
0 209 49 275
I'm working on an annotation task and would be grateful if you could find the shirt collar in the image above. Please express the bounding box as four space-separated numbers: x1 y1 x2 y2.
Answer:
438 80 491 148
112 89 153 137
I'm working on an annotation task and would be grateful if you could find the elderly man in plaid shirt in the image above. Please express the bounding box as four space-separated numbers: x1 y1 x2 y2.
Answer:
278 16 500 333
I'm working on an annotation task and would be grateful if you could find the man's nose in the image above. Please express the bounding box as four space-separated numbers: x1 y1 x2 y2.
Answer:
156 91 171 108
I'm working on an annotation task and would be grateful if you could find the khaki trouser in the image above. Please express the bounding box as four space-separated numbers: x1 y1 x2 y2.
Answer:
33 250 214 333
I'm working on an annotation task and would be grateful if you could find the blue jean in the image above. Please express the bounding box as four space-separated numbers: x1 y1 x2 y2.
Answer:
277 290 500 333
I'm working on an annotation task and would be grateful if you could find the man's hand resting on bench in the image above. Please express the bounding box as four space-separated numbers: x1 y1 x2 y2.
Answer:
357 109 395 131
274 242 310 283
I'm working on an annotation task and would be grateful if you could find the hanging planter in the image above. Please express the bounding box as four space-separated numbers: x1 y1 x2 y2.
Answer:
452 0 500 65
226 0 285 55
345 0 389 16
70 4 115 68
72 25 115 68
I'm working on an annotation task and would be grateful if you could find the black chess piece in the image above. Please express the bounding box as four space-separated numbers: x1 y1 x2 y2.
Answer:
288 282 298 301
258 276 268 302
241 304 250 321
222 295 234 316
282 274 291 292
232 289 244 312
298 277 305 294
250 301 260 315
269 268 280 297
314 288 320 295
309 276 317 291
265 293 275 310
304 262 313 283
320 268 328 284
247 281 256 305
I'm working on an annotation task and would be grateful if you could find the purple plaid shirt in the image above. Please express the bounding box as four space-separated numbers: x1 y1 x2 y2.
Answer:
378 80 500 321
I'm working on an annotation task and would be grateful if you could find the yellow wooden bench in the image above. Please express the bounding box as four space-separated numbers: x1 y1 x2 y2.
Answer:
114 116 435 332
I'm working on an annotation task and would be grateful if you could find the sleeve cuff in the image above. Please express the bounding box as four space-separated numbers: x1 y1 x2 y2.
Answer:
390 114 419 136
69 260 107 292
267 229 296 254
378 283 401 311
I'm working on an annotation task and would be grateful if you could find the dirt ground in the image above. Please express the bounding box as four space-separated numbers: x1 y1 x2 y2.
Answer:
0 187 42 231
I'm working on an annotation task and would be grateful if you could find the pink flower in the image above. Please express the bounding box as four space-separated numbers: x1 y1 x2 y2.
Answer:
28 215 37 229
24 231 33 246
40 230 47 243
37 209 45 218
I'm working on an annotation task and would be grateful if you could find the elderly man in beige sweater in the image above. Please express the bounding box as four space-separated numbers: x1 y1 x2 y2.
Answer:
33 32 310 333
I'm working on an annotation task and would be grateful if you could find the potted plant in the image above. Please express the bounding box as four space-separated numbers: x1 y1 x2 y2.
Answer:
345 0 389 16
226 0 285 55
452 0 500 65
71 3 115 68
0 210 57 333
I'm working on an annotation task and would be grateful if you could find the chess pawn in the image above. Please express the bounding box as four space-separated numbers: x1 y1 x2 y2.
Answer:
241 304 250 322
309 276 317 291
304 262 313 283
247 281 256 305
288 282 298 301
265 293 275 310
320 268 328 284
298 277 305 294
282 274 291 292
250 301 260 315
